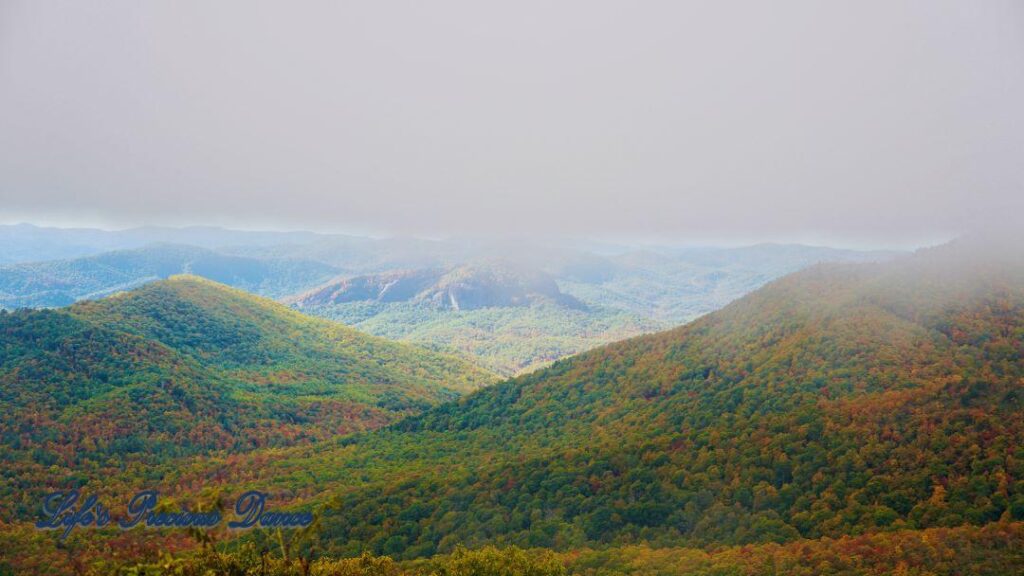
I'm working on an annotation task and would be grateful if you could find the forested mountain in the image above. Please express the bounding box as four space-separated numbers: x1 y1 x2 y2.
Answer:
0 276 495 520
187 237 1023 558
0 243 340 308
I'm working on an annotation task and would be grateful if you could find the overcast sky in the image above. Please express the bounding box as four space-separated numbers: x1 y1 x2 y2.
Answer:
0 1 1021 247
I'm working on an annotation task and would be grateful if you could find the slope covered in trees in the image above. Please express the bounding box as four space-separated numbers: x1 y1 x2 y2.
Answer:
96 523 1024 576
0 276 495 520
187 237 1024 558
70 276 493 399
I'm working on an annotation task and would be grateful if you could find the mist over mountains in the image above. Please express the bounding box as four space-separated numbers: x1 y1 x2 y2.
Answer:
2 0 1020 571
0 223 900 374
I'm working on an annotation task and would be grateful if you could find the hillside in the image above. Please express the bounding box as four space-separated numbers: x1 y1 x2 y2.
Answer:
190 237 1024 558
0 276 495 519
0 243 340 308
70 276 494 397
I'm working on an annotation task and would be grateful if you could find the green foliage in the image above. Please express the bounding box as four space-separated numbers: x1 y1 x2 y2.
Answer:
71 276 495 396
563 521 1024 575
424 545 565 576
108 545 564 576
22 525 1024 576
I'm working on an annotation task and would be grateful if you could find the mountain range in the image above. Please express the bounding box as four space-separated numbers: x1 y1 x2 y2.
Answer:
1 236 1021 574
0 225 901 377
0 243 340 308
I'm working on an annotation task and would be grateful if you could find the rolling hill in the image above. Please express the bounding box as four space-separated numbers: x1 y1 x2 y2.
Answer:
179 236 1024 559
0 276 495 519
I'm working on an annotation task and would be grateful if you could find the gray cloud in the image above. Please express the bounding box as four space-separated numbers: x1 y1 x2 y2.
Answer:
1 0 1021 247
